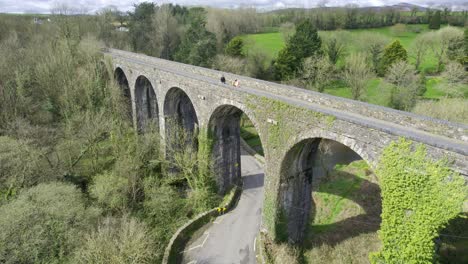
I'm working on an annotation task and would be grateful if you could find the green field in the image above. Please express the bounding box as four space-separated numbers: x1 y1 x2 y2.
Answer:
243 24 440 72
242 25 468 111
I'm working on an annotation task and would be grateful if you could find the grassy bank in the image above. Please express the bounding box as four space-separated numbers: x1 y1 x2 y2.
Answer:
240 114 264 156
304 160 382 263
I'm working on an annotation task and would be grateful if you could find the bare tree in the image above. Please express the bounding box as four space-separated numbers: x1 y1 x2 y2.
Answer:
301 55 335 92
148 5 180 59
212 55 248 76
410 33 430 71
344 53 373 100
51 1 81 15
358 32 391 73
425 27 463 72
279 22 295 42
385 61 420 110
441 62 467 98
206 7 259 51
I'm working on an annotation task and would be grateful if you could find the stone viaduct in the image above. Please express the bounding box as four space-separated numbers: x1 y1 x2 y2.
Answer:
104 48 468 243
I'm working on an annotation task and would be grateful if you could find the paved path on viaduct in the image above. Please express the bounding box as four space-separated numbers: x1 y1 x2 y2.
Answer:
105 48 467 248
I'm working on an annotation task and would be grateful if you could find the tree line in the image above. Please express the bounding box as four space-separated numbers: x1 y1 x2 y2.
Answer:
97 3 467 67
0 13 220 263
94 3 467 121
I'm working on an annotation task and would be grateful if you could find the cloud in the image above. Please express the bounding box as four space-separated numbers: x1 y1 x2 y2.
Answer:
0 0 465 14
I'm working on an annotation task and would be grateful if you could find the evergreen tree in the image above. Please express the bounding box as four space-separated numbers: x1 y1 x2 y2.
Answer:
464 28 468 68
380 40 408 75
224 36 244 57
274 19 322 80
465 28 468 55
128 2 156 53
174 12 217 67
429 10 441 30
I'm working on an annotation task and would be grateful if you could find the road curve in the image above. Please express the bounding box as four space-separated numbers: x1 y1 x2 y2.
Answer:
182 149 264 264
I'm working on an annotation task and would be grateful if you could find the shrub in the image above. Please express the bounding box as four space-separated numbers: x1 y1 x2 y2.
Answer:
245 48 274 80
447 35 465 63
110 129 162 208
0 136 52 200
383 61 420 111
380 40 408 75
90 171 128 212
410 33 431 71
325 38 345 65
417 72 427 96
442 62 467 84
0 182 100 263
74 216 157 263
425 27 464 73
343 53 373 100
301 55 335 92
370 139 466 264
187 186 219 214
143 183 188 242
212 54 248 75
224 36 244 57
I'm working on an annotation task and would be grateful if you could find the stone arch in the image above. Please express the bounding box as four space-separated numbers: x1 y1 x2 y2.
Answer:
135 76 158 131
277 135 378 244
114 67 132 119
208 104 264 194
164 87 199 157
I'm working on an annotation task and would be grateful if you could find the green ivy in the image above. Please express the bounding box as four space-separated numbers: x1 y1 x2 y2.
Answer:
245 94 336 238
370 138 467 264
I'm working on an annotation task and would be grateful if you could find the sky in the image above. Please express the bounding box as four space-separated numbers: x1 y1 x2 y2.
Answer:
0 0 466 14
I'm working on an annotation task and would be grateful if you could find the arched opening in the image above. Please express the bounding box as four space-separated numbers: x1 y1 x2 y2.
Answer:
164 87 199 158
114 67 132 119
135 76 158 131
278 138 381 261
208 105 264 195
437 214 468 263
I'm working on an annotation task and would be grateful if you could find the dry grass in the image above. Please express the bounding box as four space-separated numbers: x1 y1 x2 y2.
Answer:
304 233 381 264
413 98 468 124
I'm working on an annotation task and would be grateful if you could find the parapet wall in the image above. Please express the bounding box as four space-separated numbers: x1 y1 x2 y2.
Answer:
107 48 467 142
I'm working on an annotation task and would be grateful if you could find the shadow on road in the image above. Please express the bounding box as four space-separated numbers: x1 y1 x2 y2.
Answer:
242 173 264 190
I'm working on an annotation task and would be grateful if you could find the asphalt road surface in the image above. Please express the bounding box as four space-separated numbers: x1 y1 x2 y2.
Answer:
182 149 264 264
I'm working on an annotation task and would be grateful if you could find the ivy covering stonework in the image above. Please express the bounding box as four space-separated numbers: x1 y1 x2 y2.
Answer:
371 138 467 264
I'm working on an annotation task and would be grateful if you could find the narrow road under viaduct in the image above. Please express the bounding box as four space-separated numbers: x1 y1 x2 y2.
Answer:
182 149 264 264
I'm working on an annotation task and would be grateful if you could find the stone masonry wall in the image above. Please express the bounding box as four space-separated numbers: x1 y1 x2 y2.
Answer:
106 49 468 243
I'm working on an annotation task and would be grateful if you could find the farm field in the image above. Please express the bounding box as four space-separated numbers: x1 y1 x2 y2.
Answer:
243 24 439 72
242 25 467 116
